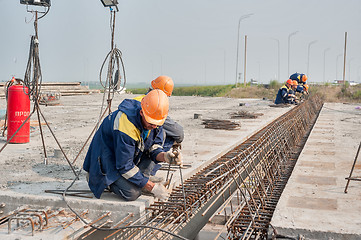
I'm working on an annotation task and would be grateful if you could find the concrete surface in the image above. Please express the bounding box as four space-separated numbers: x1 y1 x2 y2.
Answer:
0 93 290 238
270 102 361 240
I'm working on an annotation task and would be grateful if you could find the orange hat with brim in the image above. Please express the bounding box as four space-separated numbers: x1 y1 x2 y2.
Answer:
141 89 169 126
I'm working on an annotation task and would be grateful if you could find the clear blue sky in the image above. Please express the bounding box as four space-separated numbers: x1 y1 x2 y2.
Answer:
1 0 360 85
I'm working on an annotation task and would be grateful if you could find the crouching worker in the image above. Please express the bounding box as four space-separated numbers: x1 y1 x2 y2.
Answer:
274 79 293 104
83 89 181 201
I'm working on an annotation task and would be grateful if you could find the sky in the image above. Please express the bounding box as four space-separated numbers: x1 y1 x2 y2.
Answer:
0 0 360 86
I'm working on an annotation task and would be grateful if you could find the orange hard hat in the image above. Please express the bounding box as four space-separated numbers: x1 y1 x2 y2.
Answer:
151 75 174 97
301 74 307 82
141 89 169 126
304 84 309 91
286 79 293 85
292 80 298 86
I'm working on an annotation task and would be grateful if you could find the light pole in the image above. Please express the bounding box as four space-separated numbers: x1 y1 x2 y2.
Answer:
271 38 280 81
235 13 253 87
307 40 317 77
336 53 342 80
244 35 247 86
323 48 330 82
288 31 299 76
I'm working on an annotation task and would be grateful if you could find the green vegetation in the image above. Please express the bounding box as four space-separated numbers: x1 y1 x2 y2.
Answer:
173 85 235 97
337 84 361 101
269 80 281 90
128 88 149 95
128 85 236 97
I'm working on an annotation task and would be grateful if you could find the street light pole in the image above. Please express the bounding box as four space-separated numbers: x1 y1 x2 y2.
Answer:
307 40 317 77
235 13 253 87
343 32 348 84
323 48 331 82
271 38 280 81
336 53 342 80
288 31 299 77
244 35 247 86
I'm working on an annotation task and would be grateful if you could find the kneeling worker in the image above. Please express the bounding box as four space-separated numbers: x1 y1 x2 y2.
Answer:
83 89 181 201
274 79 293 104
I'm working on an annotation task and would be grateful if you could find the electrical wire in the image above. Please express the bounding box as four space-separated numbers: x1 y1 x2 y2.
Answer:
22 3 50 100
23 35 42 101
37 5 50 20
98 9 126 123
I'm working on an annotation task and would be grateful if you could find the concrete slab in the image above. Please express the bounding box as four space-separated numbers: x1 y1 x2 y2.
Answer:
270 102 361 240
0 93 291 238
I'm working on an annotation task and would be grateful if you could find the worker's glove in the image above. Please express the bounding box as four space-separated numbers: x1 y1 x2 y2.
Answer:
164 149 175 163
151 183 170 201
164 149 182 166
173 149 183 167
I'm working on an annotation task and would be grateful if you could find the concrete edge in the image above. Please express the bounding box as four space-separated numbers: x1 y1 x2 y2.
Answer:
268 226 361 240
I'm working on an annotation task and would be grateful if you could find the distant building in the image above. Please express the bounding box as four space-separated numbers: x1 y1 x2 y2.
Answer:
250 79 258 85
333 80 359 86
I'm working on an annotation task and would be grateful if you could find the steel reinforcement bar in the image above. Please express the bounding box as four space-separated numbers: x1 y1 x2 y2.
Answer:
112 96 323 240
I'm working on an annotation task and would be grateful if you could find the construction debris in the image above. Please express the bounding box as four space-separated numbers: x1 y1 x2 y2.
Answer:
0 206 90 237
39 91 61 106
0 82 100 98
202 119 240 130
230 110 263 119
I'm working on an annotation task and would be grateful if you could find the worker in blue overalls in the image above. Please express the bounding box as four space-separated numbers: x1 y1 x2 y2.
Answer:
83 90 181 201
290 72 307 85
275 79 293 104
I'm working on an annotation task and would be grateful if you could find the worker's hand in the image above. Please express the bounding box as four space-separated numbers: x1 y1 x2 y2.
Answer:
164 149 182 166
151 183 170 201
164 149 175 163
173 148 183 167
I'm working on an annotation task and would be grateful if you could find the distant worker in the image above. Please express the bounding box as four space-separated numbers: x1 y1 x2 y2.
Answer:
303 84 309 93
302 84 310 100
289 72 307 85
274 79 293 104
133 76 184 178
83 89 181 201
288 80 299 104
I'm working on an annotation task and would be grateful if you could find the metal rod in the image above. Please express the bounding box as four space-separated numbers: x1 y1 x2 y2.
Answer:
344 141 361 193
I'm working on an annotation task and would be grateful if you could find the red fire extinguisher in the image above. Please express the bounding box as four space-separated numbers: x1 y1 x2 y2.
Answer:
7 84 30 143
